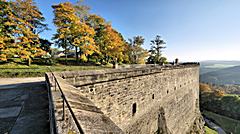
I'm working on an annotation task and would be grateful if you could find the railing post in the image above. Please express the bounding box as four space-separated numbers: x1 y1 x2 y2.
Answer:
62 95 65 121
48 68 84 133
54 78 57 91
52 73 54 82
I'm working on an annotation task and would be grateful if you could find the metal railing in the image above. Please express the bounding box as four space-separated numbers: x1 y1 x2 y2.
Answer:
46 73 57 134
47 67 84 134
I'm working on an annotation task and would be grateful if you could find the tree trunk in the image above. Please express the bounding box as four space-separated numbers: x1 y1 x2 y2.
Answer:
65 47 67 65
78 49 81 63
64 38 67 65
87 55 90 63
75 46 79 64
28 57 31 66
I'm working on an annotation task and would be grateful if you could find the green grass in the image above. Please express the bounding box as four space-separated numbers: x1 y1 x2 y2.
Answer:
0 63 106 78
203 111 240 133
204 126 217 134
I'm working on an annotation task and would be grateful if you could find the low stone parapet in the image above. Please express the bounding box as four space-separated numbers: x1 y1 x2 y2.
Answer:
45 72 123 134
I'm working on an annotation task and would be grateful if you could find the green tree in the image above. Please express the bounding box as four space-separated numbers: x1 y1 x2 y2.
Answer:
128 36 148 64
147 35 167 64
39 38 52 53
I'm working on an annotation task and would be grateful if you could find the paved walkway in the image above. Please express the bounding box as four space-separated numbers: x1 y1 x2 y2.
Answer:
0 78 49 134
204 117 227 134
0 77 45 86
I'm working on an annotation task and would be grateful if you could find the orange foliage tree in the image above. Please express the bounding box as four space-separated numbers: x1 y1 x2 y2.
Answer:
99 25 126 63
199 83 212 92
86 14 127 64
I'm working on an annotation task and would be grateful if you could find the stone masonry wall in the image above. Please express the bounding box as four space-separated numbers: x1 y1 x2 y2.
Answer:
46 72 123 134
59 64 204 134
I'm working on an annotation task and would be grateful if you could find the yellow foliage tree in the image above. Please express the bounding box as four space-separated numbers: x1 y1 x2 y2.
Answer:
72 21 96 62
13 0 45 65
0 36 7 61
52 2 96 62
0 0 15 61
0 0 46 65
100 25 126 63
86 14 129 64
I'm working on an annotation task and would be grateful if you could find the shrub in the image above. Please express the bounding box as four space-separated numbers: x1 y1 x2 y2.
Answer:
214 90 225 97
200 83 212 92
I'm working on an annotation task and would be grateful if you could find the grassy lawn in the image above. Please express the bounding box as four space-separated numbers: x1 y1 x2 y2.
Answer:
0 63 106 78
204 126 217 134
203 111 240 134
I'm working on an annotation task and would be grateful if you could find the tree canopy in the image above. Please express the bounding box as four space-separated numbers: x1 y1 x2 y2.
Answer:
0 0 48 65
147 35 167 64
0 0 168 66
128 36 148 64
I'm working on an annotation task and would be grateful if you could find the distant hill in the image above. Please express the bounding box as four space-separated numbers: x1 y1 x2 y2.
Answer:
200 60 240 74
200 65 240 85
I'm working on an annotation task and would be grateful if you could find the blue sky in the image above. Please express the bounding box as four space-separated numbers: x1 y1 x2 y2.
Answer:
36 0 240 61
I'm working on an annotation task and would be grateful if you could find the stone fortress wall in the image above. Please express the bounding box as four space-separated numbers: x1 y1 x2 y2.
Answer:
52 63 204 134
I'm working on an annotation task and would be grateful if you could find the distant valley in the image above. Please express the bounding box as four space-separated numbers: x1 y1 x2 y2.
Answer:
200 60 240 85
200 60 240 133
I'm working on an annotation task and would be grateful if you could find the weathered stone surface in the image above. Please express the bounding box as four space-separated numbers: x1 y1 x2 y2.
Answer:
46 73 123 134
47 63 204 134
186 115 205 134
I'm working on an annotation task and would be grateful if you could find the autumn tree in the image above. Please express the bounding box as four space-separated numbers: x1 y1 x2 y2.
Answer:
0 0 22 62
0 0 47 65
73 0 94 62
199 83 212 93
95 24 126 64
86 14 107 63
0 0 12 61
104 26 126 63
128 36 148 64
147 35 167 64
14 0 48 34
52 2 76 61
52 2 96 63
214 90 225 97
74 0 90 22
86 15 127 64
12 0 46 65
73 23 96 62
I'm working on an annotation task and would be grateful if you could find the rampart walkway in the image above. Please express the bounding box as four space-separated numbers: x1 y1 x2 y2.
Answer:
0 78 49 134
